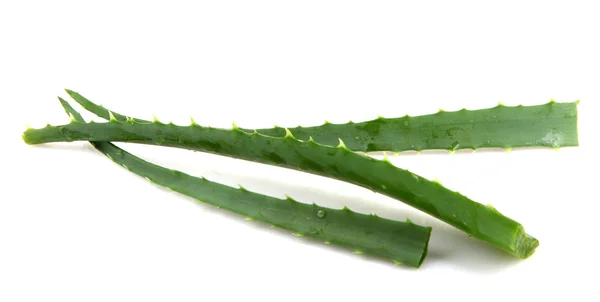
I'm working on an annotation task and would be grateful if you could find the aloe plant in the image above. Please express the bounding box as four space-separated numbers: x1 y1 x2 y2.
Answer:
23 98 540 259
64 89 578 153
53 97 432 267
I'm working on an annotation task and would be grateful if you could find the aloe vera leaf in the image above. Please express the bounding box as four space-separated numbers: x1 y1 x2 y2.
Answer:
64 89 578 152
53 97 432 268
22 117 539 259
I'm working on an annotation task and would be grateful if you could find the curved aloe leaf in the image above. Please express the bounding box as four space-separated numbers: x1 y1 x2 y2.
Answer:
54 97 432 267
64 89 578 153
23 110 539 259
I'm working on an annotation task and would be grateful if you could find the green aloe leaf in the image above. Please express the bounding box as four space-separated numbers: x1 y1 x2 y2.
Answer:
64 89 578 153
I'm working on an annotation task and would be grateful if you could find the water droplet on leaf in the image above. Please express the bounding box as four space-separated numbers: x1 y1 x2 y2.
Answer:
316 209 326 218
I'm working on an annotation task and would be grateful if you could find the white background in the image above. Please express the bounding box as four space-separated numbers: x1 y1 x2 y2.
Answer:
1 1 599 301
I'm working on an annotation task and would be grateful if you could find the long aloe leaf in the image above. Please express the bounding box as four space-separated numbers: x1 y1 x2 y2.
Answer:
23 109 539 259
53 97 432 267
64 89 578 152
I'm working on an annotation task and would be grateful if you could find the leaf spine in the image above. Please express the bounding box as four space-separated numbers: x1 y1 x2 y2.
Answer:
108 111 118 122
337 138 347 149
283 128 294 139
382 152 390 163
284 194 296 203
68 113 77 122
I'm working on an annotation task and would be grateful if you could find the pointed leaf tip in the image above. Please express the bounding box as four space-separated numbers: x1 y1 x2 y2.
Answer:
232 121 239 130
64 88 76 96
337 138 347 149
